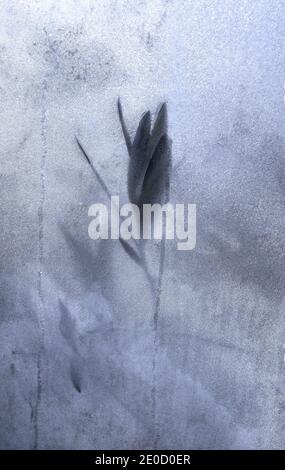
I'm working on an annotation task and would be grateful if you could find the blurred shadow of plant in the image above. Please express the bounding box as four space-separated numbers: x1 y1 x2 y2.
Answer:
76 99 171 276
73 100 171 442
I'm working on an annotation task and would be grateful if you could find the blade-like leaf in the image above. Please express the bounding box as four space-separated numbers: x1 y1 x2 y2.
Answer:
128 111 151 204
139 135 172 206
148 102 168 160
119 237 142 266
70 354 83 393
59 301 77 351
61 226 108 286
76 137 112 199
117 98 132 157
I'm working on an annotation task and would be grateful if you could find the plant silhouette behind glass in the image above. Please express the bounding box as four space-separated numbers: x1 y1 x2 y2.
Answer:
76 99 172 442
76 99 172 300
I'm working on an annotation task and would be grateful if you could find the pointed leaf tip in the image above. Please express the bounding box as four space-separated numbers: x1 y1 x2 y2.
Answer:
117 98 132 157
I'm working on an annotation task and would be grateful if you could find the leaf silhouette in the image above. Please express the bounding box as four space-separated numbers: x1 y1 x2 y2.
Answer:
128 111 151 204
75 133 145 269
148 102 168 160
70 354 83 393
119 238 142 266
59 300 77 351
139 135 172 206
59 301 83 393
117 98 132 157
61 226 110 288
76 137 112 199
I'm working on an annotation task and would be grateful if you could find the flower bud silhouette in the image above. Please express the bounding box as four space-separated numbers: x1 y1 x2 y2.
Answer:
118 99 172 207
